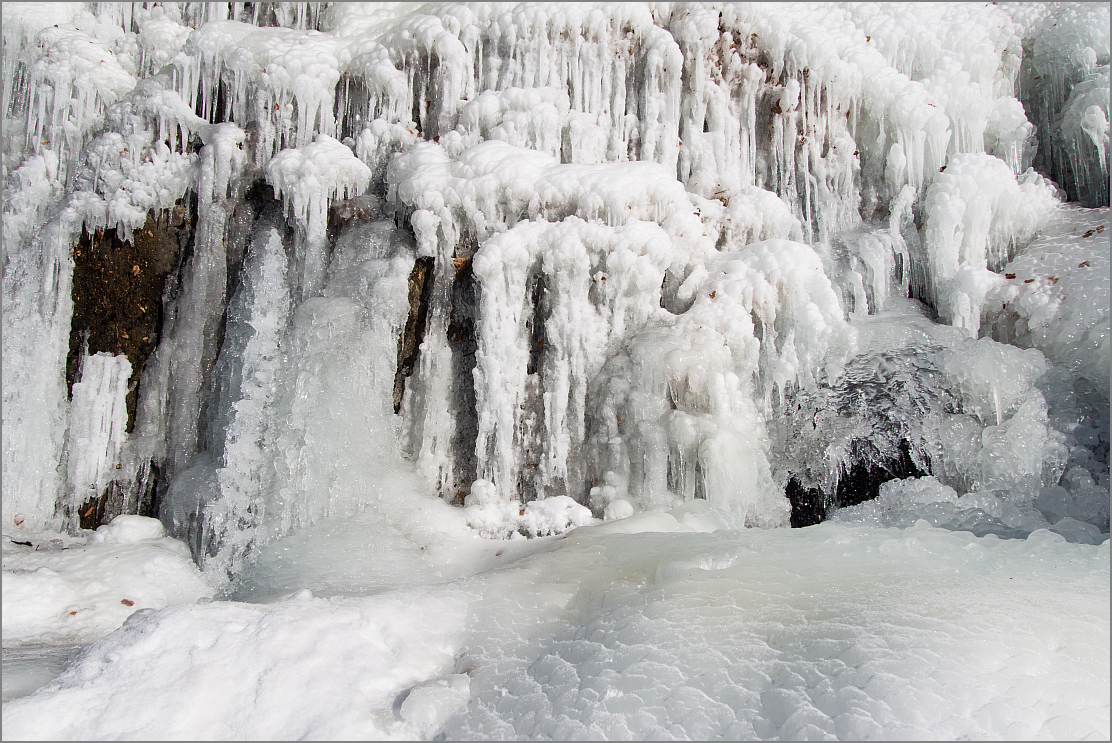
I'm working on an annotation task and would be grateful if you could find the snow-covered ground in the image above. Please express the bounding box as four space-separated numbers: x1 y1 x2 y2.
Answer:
3 506 1108 739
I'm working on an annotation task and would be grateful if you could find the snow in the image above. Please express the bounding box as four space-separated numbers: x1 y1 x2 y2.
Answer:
2 1 1109 738
2 516 213 647
2 515 1108 740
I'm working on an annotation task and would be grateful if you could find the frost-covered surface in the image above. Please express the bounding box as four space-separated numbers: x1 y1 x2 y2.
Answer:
2 516 213 647
1 2 1110 737
1019 3 1110 206
2 515 1108 740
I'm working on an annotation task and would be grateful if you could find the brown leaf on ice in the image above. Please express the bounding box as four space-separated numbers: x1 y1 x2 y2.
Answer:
121 599 134 606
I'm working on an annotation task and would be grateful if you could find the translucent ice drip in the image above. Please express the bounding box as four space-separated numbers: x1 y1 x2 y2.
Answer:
200 222 292 578
264 219 417 545
65 353 132 522
1057 66 1110 208
267 134 372 300
587 239 854 526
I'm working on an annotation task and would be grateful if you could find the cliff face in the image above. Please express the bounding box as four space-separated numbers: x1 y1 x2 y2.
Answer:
3 3 1108 577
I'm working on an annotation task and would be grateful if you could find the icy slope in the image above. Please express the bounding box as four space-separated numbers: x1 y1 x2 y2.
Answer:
2 517 1107 740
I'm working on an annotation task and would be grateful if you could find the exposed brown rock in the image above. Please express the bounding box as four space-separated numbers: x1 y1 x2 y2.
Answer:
68 201 195 528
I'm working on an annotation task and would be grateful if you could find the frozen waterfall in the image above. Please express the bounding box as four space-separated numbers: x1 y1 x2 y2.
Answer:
1 3 1109 739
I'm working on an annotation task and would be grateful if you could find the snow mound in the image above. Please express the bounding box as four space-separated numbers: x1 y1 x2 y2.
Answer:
2 517 213 646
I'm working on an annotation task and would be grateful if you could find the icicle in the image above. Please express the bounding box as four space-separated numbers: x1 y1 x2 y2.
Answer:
267 134 372 300
65 353 132 524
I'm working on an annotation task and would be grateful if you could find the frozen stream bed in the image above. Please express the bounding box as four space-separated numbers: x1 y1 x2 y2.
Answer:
3 506 1109 740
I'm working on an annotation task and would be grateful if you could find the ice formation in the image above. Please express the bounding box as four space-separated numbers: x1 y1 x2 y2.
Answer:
3 519 1108 739
2 515 212 647
1 3 1109 737
3 0 1108 563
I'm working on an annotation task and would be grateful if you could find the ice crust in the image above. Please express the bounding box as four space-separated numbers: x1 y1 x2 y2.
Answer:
2 518 1107 740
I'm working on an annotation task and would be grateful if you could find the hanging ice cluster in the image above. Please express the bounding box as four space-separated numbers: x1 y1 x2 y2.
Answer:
3 2 1108 573
1018 3 1110 206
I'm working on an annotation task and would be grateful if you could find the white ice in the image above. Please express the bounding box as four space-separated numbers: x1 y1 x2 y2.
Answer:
2 512 1107 740
2 2 1109 739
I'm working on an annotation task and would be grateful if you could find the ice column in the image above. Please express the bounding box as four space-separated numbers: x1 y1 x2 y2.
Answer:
471 218 673 502
201 222 292 577
130 123 245 502
65 353 133 520
2 217 78 530
268 220 416 537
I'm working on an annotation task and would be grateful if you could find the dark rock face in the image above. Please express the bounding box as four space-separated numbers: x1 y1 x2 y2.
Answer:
775 347 952 528
394 256 434 415
68 204 196 529
67 203 193 428
787 440 928 528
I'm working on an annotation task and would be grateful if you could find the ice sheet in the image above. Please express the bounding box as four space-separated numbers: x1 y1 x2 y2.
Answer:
2 518 1107 740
